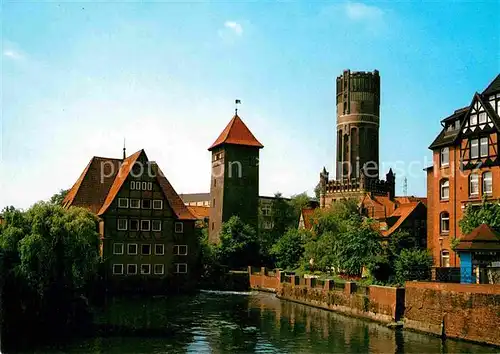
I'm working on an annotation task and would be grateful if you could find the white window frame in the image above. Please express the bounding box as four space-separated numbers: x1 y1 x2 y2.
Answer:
153 199 163 210
440 212 449 234
440 147 449 167
127 243 138 255
470 113 477 126
154 264 165 275
147 182 153 191
155 244 165 255
118 198 129 208
480 137 488 157
469 173 479 196
130 219 139 231
113 243 124 255
483 171 493 195
142 199 152 209
135 181 141 190
130 181 136 190
173 245 188 256
113 264 124 275
175 222 184 233
470 139 479 159
141 244 151 255
479 112 487 124
141 220 151 231
142 182 147 190
441 250 450 268
175 263 188 274
440 180 449 200
130 199 140 209
127 264 137 275
118 218 128 231
152 220 162 231
141 264 151 275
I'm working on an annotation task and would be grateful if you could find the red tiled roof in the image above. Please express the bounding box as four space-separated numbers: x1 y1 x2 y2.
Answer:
187 206 210 220
382 202 420 237
208 115 263 151
63 156 122 214
455 223 500 250
300 208 316 230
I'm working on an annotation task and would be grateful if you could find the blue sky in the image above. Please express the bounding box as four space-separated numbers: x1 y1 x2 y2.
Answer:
1 1 499 208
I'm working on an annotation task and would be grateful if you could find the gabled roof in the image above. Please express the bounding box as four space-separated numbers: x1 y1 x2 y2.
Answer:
208 115 263 151
455 223 500 251
382 202 422 237
63 156 122 214
187 206 210 220
482 74 500 96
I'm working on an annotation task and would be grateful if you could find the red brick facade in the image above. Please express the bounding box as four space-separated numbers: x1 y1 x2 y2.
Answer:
427 75 500 268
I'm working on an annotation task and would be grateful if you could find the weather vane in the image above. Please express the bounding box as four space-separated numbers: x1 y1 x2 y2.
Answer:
235 99 241 115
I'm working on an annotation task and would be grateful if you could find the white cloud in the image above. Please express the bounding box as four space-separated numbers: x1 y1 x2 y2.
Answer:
224 21 243 36
344 2 384 21
3 49 24 60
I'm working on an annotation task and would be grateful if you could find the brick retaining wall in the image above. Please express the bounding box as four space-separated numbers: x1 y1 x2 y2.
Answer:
404 281 500 347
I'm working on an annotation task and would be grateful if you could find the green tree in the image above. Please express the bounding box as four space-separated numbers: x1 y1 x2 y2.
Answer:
49 189 69 205
459 202 500 234
394 248 433 284
271 228 310 270
216 216 260 269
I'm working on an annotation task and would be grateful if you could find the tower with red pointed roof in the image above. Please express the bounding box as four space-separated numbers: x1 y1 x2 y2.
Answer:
208 114 263 243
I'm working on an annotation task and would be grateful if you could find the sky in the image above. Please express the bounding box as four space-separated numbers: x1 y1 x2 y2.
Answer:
1 0 499 209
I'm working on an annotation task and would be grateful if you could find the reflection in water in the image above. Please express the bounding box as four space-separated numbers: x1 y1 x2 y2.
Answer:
42 291 498 353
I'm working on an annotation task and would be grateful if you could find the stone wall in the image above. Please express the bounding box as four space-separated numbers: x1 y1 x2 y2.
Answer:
404 281 500 346
248 267 281 292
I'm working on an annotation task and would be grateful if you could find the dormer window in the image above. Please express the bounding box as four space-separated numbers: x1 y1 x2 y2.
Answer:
440 147 449 167
454 120 460 130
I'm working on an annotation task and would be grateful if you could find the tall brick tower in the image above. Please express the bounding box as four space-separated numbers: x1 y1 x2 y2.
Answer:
208 114 263 243
336 69 380 181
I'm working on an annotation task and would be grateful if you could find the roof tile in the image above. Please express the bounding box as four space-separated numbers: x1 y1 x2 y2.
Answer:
208 115 263 150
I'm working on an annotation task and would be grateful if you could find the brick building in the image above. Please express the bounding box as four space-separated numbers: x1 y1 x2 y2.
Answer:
63 149 198 291
208 114 263 243
427 74 500 268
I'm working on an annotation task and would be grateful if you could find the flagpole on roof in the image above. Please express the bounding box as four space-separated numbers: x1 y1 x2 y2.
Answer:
235 99 241 115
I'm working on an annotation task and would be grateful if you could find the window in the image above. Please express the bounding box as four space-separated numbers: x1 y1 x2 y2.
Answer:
118 198 129 208
441 250 450 268
130 181 136 190
127 264 137 275
113 264 124 275
213 179 217 187
118 219 128 231
480 137 488 157
130 199 140 209
470 139 479 159
141 264 151 275
152 220 162 231
141 244 151 255
153 200 163 209
440 179 449 200
142 199 152 209
135 181 141 190
440 212 450 234
142 182 147 190
173 245 188 255
147 182 153 191
479 112 487 124
127 244 138 255
154 264 164 275
440 147 449 167
454 120 461 130
141 220 151 231
155 244 165 255
469 173 479 197
175 222 183 233
483 172 493 195
113 243 124 255
130 219 139 231
469 113 477 126
174 263 188 274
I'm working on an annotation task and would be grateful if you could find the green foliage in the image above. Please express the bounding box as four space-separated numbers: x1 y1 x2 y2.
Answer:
394 249 433 284
270 228 310 270
216 216 260 269
459 202 500 235
49 189 69 205
450 236 461 251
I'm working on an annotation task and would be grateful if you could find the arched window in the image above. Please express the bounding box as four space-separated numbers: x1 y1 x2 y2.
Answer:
440 212 450 234
469 173 479 197
440 179 449 200
441 250 450 268
483 171 493 195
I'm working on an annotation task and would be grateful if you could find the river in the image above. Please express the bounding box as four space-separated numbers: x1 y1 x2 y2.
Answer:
41 290 498 353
